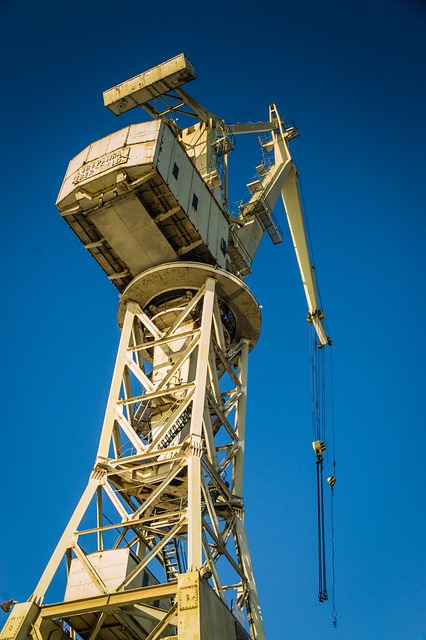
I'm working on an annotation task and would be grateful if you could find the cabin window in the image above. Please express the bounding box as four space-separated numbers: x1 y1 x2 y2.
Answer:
192 193 199 210
172 163 179 179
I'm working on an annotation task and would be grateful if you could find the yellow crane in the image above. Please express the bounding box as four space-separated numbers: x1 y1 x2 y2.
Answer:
0 54 331 640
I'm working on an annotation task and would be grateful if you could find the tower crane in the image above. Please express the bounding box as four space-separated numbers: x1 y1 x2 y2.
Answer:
0 54 331 640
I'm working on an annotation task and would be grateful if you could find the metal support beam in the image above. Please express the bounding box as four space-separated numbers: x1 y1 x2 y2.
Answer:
187 277 216 570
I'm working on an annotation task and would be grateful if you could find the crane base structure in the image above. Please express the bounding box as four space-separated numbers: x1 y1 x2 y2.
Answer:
1 263 263 640
3 572 250 640
0 53 331 640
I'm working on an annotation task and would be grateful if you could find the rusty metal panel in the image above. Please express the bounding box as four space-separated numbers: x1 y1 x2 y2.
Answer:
57 121 162 207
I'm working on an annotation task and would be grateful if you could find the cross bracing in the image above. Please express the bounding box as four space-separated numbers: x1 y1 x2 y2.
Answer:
25 264 264 640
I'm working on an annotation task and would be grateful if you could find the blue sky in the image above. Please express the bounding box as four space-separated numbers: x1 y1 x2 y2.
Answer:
1 0 426 638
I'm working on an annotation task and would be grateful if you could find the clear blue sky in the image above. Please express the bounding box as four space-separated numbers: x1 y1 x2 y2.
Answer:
1 1 426 638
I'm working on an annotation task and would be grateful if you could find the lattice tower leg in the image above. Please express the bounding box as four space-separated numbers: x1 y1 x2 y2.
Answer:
0 263 265 640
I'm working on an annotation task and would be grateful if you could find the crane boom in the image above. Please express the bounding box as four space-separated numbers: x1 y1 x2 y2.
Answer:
275 108 331 347
280 167 330 346
232 104 331 346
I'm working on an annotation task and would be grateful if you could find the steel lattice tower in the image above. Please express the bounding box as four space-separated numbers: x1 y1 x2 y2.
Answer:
0 54 330 640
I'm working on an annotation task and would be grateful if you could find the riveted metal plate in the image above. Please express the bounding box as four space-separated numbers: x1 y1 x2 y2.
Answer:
179 584 198 610
0 616 25 640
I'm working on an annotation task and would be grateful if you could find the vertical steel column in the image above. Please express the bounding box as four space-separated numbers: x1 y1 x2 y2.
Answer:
233 339 249 497
187 277 216 570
